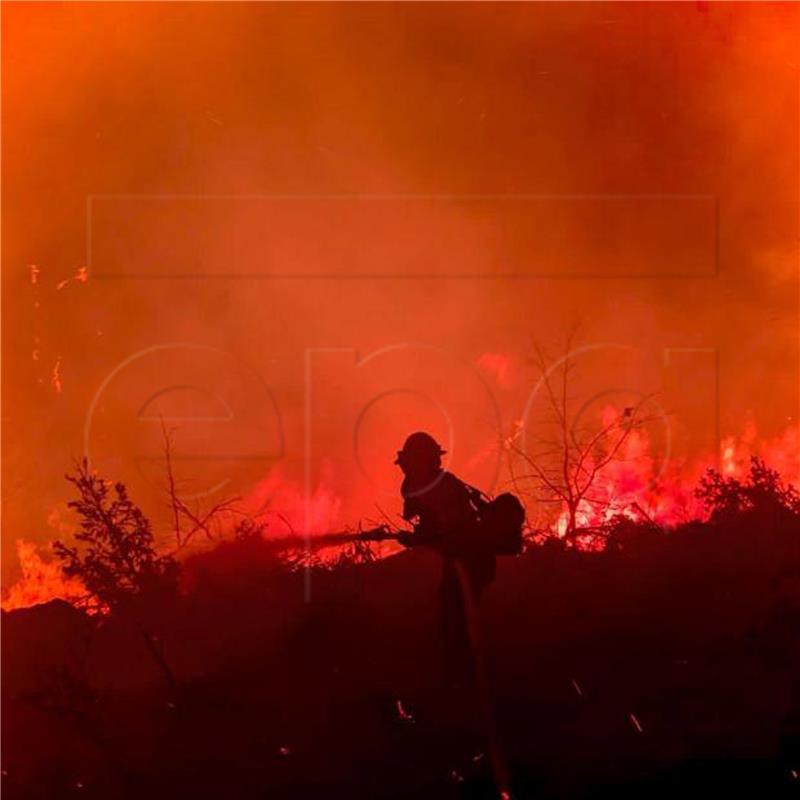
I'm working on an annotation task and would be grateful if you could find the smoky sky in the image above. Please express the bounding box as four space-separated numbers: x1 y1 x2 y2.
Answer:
2 2 798 582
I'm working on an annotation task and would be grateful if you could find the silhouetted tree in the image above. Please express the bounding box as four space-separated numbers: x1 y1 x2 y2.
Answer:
54 458 179 696
510 334 654 544
53 458 178 612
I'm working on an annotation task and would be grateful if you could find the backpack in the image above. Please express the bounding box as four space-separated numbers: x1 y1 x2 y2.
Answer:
480 492 526 556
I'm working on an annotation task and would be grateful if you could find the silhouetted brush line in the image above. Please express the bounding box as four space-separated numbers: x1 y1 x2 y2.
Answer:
696 456 800 522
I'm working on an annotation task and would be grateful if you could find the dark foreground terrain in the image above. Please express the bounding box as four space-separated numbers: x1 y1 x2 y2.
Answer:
5 490 800 799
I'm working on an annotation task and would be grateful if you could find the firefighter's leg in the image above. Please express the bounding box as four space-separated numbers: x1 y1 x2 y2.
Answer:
439 566 472 683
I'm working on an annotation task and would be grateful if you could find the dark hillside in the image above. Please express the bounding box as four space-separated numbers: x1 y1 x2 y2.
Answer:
5 499 800 798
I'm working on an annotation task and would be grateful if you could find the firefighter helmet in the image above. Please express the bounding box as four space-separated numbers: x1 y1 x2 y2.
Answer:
394 431 446 465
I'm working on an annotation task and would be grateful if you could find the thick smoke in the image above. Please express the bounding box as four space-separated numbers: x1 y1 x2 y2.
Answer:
2 3 797 584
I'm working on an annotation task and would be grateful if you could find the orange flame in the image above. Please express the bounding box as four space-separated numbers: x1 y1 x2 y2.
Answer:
546 410 800 542
5 417 798 611
1 540 88 612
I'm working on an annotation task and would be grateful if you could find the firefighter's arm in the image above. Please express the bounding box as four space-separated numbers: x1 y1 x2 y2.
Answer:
397 518 439 549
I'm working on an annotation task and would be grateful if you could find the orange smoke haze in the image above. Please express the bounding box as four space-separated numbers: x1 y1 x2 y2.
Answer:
2 3 798 588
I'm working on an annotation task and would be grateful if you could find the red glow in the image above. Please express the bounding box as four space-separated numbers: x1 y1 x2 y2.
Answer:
244 465 343 536
477 352 517 391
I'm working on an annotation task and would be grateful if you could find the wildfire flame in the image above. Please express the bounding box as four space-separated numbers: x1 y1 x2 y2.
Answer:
3 416 798 613
1 540 87 612
546 412 800 541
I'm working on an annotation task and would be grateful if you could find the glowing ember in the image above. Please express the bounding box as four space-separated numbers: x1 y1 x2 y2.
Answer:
629 712 644 733
28 264 40 284
395 699 415 723
51 358 62 393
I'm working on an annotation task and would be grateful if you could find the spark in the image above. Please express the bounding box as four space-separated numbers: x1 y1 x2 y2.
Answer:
571 678 584 697
32 350 39 361
56 267 88 290
28 264 40 284
395 699 415 723
278 746 291 756
503 419 525 451
628 712 643 733
51 359 62 394
449 769 464 783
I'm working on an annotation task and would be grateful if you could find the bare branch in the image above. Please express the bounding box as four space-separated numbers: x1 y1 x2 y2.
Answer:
160 419 183 548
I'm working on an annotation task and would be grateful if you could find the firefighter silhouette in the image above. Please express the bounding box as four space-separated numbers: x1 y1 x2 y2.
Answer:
394 432 496 678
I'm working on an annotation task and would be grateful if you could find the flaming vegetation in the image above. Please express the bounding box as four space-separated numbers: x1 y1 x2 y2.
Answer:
504 336 799 545
2 426 799 615
509 339 660 543
2 341 799 613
